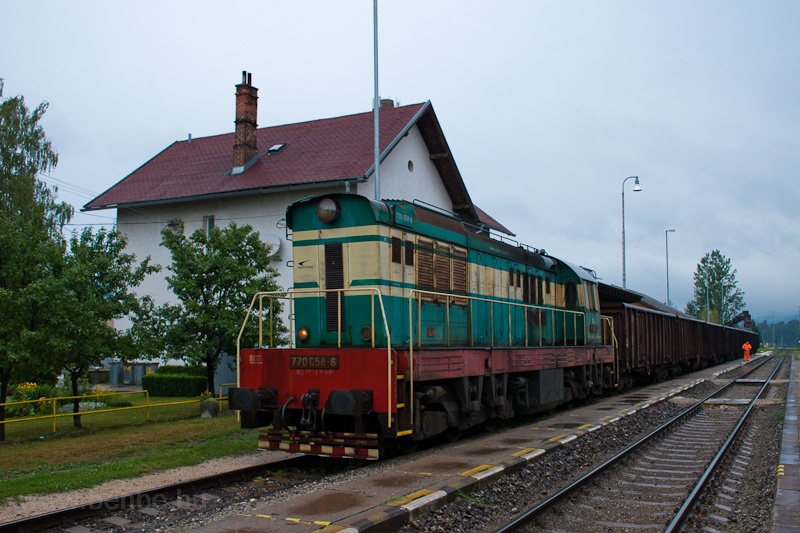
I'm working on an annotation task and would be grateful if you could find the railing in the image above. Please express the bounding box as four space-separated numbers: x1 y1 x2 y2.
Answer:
237 288 392 350
218 382 235 410
236 287 619 432
0 389 230 435
236 288 394 427
601 315 620 388
407 289 589 348
406 289 603 430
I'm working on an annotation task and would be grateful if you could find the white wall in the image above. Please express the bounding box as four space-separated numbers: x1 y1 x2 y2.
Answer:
360 124 453 209
118 188 336 311
116 124 455 344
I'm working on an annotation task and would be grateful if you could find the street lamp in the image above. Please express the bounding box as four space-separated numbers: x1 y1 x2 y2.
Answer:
772 311 776 347
621 176 642 288
665 229 675 307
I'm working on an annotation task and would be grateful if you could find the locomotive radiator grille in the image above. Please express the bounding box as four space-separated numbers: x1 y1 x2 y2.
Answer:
325 242 345 331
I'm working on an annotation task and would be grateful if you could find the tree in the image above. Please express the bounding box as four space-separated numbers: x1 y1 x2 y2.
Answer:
0 80 72 440
159 221 285 392
49 227 157 428
685 250 745 323
756 319 799 348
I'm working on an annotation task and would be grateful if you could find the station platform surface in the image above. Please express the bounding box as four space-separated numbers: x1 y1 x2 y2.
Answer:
189 354 789 533
772 353 800 532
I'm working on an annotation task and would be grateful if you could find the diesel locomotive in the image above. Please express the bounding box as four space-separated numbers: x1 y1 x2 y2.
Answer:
229 193 758 459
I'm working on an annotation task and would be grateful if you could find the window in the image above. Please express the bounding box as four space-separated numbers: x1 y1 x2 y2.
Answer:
203 216 215 235
565 280 579 310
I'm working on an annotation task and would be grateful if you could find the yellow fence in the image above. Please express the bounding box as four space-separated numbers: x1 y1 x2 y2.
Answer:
0 382 235 434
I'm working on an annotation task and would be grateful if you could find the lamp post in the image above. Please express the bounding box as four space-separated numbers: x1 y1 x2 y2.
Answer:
621 176 642 288
772 311 776 347
665 229 675 307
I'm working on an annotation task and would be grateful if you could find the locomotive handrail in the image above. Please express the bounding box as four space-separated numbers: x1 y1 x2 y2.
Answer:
600 315 619 388
406 289 593 432
406 289 589 349
236 287 395 428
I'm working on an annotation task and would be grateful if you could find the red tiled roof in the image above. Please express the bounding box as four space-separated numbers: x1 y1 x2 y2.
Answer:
84 101 515 236
474 205 515 236
84 103 428 210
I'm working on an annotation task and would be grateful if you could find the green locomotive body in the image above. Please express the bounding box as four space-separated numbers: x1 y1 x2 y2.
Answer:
230 194 615 458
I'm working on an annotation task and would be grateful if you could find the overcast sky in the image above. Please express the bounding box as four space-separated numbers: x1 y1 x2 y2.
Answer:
3 1 799 323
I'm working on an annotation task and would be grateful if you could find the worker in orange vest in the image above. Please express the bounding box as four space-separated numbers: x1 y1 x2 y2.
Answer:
742 341 752 361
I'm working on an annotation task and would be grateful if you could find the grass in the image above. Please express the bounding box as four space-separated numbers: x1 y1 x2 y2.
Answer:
3 393 215 441
456 490 486 505
0 399 260 502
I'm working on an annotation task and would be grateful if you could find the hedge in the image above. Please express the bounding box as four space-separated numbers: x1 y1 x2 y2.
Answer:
157 365 206 376
141 374 207 397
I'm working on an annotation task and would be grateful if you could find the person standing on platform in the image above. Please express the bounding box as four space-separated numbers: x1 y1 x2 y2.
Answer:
742 341 752 361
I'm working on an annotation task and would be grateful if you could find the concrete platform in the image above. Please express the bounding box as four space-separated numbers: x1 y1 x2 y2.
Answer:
192 357 761 533
772 354 800 532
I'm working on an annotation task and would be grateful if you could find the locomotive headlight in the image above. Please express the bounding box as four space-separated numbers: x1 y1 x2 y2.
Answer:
316 198 339 223
297 327 310 342
360 325 373 342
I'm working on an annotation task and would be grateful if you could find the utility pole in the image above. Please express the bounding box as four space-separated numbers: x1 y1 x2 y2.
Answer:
772 310 776 348
372 0 381 201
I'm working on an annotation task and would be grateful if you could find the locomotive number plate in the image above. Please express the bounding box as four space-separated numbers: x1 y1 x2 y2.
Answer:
290 355 340 370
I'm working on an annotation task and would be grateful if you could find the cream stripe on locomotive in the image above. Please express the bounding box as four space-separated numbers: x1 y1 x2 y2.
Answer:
293 225 572 309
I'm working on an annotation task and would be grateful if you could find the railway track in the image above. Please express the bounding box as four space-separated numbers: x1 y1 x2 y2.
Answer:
0 456 364 533
2 356 783 533
494 353 785 533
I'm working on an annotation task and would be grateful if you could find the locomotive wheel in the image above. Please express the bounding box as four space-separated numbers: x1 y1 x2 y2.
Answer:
446 427 462 442
483 417 498 432
397 439 418 455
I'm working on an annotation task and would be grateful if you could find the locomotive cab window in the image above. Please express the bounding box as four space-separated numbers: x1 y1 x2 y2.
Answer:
565 280 579 310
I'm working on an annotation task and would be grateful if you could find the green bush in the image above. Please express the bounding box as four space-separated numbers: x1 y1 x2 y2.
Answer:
6 382 65 417
157 365 206 376
142 374 207 397
104 398 133 408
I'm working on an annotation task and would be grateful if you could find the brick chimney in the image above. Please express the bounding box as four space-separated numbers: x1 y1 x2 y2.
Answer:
232 71 258 174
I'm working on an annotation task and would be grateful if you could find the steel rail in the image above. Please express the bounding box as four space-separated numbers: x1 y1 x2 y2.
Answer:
494 355 778 533
664 351 786 532
0 459 305 533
